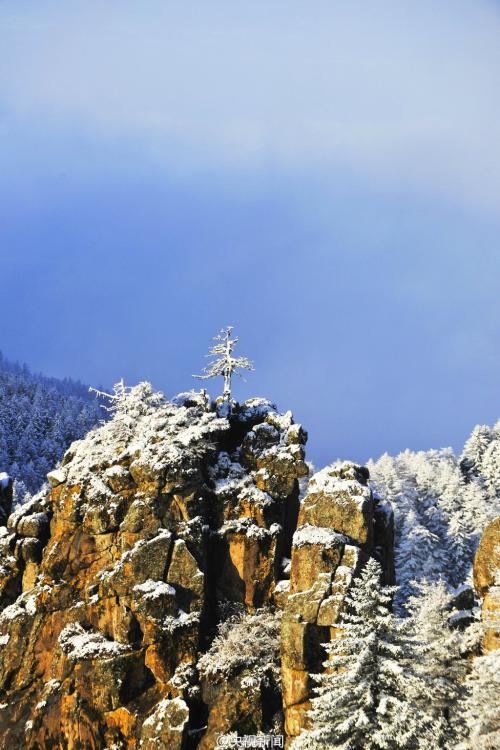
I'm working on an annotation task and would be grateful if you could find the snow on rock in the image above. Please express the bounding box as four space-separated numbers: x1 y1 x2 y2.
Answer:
171 390 211 410
237 397 276 423
299 461 374 548
0 473 10 490
306 462 371 507
133 579 176 600
0 379 311 747
293 524 348 549
58 622 129 662
210 453 274 514
140 696 189 748
61 384 230 500
0 590 40 625
46 469 66 488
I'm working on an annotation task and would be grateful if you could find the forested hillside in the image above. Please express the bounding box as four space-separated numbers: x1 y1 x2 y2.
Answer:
0 353 102 502
369 422 500 612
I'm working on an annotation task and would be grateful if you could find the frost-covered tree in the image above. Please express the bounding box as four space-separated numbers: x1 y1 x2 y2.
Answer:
396 509 443 606
459 650 500 750
193 326 254 407
292 558 434 750
446 508 474 587
461 425 493 480
405 580 476 747
369 444 493 611
90 380 164 418
197 607 281 686
482 439 500 501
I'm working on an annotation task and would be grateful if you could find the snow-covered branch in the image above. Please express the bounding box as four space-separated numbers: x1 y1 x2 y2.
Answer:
193 326 254 406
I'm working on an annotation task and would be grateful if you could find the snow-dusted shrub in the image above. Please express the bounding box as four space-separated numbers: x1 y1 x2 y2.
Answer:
197 608 281 685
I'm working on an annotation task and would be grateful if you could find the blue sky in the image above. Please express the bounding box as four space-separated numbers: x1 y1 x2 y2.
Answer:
1 1 499 467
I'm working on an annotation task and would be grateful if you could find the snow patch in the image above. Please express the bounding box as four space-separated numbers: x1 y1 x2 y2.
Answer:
134 579 176 600
59 622 128 661
293 524 348 549
307 464 370 506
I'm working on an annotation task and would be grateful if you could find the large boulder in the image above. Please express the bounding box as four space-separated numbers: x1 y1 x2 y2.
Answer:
298 462 374 548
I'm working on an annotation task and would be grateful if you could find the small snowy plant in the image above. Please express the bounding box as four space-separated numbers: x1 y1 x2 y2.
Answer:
89 379 164 418
194 326 254 411
197 608 281 686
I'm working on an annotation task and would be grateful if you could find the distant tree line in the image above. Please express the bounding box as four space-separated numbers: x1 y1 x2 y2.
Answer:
0 352 102 502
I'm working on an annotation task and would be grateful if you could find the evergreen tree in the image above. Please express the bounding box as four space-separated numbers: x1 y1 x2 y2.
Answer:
459 651 500 750
90 380 164 418
461 425 493 479
369 440 494 612
446 507 474 587
405 580 474 747
292 558 434 750
481 440 500 502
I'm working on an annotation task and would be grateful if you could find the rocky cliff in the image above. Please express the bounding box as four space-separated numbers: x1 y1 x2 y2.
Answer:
473 516 500 653
0 385 393 749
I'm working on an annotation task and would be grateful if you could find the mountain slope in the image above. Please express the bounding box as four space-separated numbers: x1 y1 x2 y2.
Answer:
0 353 102 500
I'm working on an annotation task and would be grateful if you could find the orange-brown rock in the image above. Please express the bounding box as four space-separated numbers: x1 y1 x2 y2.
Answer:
298 462 373 548
0 388 394 749
0 389 312 748
280 461 388 740
473 516 500 653
474 516 500 596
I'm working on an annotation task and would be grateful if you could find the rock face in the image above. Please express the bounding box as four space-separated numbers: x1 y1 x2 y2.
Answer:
280 462 394 739
0 387 311 748
0 386 392 748
0 474 12 528
473 516 500 653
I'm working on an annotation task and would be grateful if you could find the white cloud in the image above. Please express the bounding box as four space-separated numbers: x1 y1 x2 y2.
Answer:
1 0 500 212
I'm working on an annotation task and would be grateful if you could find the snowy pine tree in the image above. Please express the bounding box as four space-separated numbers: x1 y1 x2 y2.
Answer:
369 443 492 611
193 326 254 408
461 425 493 480
405 579 478 748
459 650 500 750
292 558 434 750
481 439 500 502
90 380 164 418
